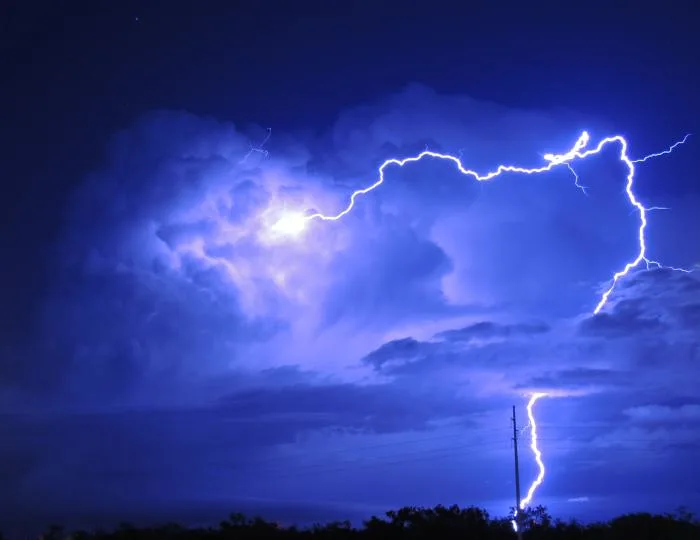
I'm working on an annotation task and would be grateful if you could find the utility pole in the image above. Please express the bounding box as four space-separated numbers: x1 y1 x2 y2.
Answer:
512 405 523 540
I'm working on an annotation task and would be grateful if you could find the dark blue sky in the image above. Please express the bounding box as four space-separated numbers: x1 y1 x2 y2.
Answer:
2 1 699 535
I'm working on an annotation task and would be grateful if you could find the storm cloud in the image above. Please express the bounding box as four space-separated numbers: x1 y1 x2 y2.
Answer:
3 84 699 528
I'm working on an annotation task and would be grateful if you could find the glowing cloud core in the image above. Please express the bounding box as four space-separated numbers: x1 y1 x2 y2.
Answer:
270 211 309 237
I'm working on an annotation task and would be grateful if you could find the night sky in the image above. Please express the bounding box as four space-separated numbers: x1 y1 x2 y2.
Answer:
2 1 700 535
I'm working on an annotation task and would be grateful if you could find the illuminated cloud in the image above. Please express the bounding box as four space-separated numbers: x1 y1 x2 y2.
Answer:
3 85 699 525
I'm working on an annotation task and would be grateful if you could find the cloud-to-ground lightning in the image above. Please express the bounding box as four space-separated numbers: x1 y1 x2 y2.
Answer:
512 392 548 532
521 393 548 509
271 131 691 314
266 130 689 527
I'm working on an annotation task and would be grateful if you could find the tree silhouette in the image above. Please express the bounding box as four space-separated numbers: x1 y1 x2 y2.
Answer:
8 504 700 540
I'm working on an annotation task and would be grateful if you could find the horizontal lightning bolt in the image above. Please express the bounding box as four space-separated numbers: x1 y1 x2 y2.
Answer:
272 131 691 314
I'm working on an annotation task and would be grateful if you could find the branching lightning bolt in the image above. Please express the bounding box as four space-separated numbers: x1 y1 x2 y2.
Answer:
512 392 547 532
271 131 691 314
265 131 691 531
630 134 691 164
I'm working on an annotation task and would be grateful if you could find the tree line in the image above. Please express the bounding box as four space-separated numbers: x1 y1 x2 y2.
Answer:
19 504 700 540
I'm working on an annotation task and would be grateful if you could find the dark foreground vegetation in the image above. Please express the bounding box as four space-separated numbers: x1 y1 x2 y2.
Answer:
19 505 700 540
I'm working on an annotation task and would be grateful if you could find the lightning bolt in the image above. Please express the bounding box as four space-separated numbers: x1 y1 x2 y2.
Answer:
240 127 272 163
512 392 547 532
266 132 689 524
630 134 691 164
521 393 547 509
271 131 691 314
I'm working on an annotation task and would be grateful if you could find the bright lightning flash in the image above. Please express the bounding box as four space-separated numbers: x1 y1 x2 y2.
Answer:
271 131 691 314
269 211 308 237
512 392 548 532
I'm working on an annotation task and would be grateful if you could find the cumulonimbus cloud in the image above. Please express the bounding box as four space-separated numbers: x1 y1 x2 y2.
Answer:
3 85 694 420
